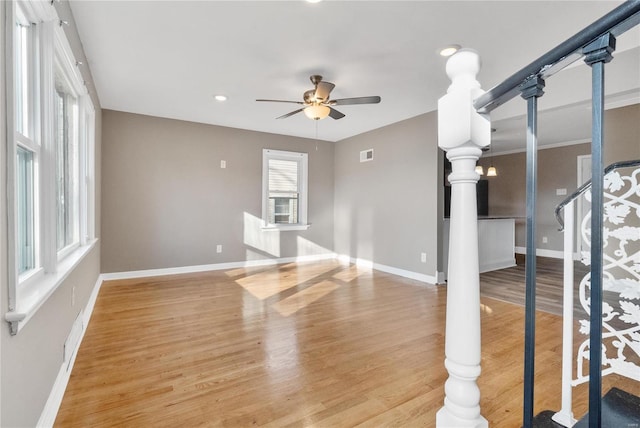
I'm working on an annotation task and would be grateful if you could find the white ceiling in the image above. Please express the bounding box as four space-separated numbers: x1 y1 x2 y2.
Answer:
68 1 640 153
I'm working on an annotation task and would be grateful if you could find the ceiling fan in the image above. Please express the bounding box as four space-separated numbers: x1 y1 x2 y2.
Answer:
256 75 381 121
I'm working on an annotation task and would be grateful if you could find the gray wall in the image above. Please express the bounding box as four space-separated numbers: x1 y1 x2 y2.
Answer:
1 250 100 427
0 4 6 424
333 112 441 279
478 104 640 252
101 110 335 273
0 1 102 426
101 109 443 280
605 103 640 164
479 143 590 251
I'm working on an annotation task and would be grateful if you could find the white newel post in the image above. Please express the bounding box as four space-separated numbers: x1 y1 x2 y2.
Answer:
436 49 490 428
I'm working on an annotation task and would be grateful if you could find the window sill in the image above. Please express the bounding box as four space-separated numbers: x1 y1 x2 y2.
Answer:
5 238 98 335
261 224 311 231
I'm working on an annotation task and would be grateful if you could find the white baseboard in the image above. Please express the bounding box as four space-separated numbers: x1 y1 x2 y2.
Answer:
103 253 438 286
336 254 438 285
37 274 104 428
101 253 337 281
479 259 517 273
515 246 580 260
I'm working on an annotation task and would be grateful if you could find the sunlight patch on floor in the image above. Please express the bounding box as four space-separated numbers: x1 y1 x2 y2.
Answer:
272 280 340 317
235 263 338 300
332 265 365 282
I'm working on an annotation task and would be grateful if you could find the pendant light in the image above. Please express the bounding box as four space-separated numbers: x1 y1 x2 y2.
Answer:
487 144 497 177
475 165 484 175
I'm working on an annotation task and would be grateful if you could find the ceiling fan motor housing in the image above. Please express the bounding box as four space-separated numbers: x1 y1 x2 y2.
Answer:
304 90 316 104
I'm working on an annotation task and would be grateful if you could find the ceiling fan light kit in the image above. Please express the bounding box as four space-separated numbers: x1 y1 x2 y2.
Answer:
257 75 381 121
304 105 330 120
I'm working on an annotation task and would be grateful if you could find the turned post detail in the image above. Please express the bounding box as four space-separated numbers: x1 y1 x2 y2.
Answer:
436 49 490 428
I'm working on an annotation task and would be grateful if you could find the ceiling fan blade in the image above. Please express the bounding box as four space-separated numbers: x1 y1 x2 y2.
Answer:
276 108 305 119
330 96 381 106
328 107 345 120
314 81 335 102
256 99 304 105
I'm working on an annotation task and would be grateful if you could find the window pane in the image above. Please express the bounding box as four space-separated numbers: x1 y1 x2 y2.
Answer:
268 159 298 192
17 147 35 274
268 159 299 224
14 18 30 137
270 196 298 224
55 76 79 252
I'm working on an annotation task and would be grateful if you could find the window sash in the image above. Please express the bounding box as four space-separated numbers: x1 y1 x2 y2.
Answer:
16 147 36 274
13 4 41 280
14 9 31 138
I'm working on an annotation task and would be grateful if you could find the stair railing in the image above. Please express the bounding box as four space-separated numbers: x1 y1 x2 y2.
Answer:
553 160 640 427
468 2 640 427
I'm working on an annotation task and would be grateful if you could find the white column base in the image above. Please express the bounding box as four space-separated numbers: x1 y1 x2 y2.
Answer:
436 408 488 428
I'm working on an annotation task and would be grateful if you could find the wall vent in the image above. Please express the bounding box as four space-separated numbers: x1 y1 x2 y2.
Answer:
360 149 374 162
64 311 83 370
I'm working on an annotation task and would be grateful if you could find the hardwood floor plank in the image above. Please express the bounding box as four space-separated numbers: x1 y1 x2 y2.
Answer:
55 260 638 427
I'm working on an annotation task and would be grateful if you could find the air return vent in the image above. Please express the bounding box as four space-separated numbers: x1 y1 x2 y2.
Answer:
360 149 374 162
64 311 83 370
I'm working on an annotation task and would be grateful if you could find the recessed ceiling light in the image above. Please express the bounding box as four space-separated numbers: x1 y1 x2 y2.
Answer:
214 95 227 102
306 0 322 3
439 44 461 57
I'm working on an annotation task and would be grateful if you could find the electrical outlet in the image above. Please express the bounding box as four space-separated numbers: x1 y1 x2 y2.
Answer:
72 286 76 307
216 244 223 253
542 236 548 244
421 253 427 263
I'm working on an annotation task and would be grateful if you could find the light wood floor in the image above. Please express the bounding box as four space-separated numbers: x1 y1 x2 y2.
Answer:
55 260 636 427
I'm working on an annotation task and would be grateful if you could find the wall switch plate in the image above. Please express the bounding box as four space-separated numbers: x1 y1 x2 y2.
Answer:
216 245 223 253
556 188 567 196
220 160 226 169
421 253 427 263
542 236 548 244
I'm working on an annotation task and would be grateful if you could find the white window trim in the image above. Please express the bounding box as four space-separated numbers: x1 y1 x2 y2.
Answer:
53 21 84 260
4 0 97 335
262 149 310 231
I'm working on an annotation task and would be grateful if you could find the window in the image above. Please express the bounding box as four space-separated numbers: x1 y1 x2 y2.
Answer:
6 1 96 335
13 4 40 280
262 149 309 230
